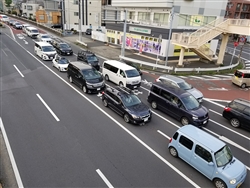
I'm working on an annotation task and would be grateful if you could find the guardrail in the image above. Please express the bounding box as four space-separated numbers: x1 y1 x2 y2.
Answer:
174 61 239 73
119 55 174 72
76 40 88 47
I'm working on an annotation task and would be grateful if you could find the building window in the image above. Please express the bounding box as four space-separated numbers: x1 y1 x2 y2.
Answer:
138 12 150 21
39 15 45 20
73 0 79 5
242 4 250 11
153 13 169 25
102 0 112 5
74 12 79 16
178 14 191 26
27 5 33 10
203 16 216 24
24 5 26 9
128 11 135 20
236 3 241 11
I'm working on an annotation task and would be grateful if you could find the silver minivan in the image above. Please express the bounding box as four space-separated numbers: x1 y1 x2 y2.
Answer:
168 125 247 188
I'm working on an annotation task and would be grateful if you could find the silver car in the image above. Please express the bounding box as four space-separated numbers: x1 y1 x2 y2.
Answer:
155 75 203 103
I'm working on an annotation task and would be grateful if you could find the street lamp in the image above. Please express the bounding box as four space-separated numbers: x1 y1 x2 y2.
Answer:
79 0 82 41
156 34 162 65
165 4 174 66
121 9 128 57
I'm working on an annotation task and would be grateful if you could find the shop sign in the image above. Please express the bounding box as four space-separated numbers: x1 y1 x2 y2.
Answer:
129 26 151 34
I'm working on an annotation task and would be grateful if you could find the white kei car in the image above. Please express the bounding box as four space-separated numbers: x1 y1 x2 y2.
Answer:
52 55 70 72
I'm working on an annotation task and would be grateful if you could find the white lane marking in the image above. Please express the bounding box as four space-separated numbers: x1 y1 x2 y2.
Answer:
204 127 250 156
157 130 171 140
189 76 205 80
204 98 231 103
6 24 16 40
178 76 188 79
209 119 250 141
202 75 218 79
96 169 114 188
213 75 232 78
209 109 222 116
36 94 60 122
1 49 8 56
24 40 28 44
0 117 24 188
13 65 24 77
203 98 225 108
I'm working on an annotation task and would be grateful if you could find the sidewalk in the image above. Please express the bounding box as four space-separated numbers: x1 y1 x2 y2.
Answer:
62 34 239 73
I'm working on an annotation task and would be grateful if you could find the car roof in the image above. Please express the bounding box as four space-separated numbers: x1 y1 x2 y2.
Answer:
69 61 92 69
178 125 225 152
152 82 190 97
35 41 53 46
159 74 185 83
103 60 137 71
232 98 250 106
26 26 38 30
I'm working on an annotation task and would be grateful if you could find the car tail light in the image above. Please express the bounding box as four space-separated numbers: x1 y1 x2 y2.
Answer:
242 73 245 78
169 138 172 143
101 91 105 95
224 107 231 112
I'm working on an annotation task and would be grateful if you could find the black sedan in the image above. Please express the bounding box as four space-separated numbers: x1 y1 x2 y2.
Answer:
55 43 73 56
101 86 152 125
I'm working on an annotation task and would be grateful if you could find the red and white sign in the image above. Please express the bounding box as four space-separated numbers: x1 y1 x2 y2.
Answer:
234 42 239 47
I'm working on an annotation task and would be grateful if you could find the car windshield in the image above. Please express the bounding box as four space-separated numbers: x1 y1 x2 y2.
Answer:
87 55 98 62
15 22 21 25
215 145 233 167
60 43 70 48
82 69 101 80
42 46 55 52
125 69 140 78
32 29 39 33
178 82 192 90
58 58 69 64
42 35 50 38
121 94 141 107
181 95 200 110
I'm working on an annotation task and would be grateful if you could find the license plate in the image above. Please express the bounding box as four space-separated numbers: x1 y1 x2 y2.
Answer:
144 117 148 122
97 88 100 91
134 86 137 88
203 120 207 124
237 183 242 188
67 53 70 54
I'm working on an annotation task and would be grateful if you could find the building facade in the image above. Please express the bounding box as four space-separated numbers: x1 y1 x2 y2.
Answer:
225 0 250 19
22 2 40 19
101 0 228 58
64 0 102 31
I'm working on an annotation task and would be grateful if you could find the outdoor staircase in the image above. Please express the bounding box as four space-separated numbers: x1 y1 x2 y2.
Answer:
171 18 250 61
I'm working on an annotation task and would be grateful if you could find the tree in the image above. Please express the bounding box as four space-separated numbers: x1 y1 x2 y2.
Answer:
5 0 12 7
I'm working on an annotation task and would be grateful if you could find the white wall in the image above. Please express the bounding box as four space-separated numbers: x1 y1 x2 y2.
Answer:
112 0 173 8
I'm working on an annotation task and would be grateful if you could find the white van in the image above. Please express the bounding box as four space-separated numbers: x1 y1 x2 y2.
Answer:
34 42 57 60
26 26 39 38
102 60 141 89
22 24 30 34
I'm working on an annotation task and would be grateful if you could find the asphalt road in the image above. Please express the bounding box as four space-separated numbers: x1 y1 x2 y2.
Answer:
0 26 250 188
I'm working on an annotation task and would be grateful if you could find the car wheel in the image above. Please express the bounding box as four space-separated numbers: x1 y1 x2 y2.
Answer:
105 75 109 81
151 101 157 109
181 117 189 126
119 82 124 87
213 179 226 188
169 147 178 158
82 85 88 93
230 118 240 128
103 99 108 107
69 76 73 83
241 83 247 88
124 114 130 123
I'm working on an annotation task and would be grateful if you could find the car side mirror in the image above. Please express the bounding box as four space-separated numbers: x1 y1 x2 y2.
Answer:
208 162 214 166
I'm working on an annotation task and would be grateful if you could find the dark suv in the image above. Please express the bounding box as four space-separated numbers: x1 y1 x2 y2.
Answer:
101 86 152 125
222 98 250 131
147 82 209 127
67 61 105 94
77 50 100 71
51 39 73 56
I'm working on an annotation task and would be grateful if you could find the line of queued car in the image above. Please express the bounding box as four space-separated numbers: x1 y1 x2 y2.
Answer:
6 19 22 29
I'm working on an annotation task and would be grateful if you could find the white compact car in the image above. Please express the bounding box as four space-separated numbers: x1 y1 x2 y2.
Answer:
37 34 52 43
52 55 69 72
155 74 203 103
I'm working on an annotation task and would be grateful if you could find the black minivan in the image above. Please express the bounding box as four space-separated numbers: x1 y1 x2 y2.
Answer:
67 61 105 93
147 82 209 126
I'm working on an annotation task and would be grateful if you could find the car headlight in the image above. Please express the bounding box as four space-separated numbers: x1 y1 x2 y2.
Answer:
131 114 140 119
86 83 94 88
43 54 48 58
229 179 236 184
192 115 198 120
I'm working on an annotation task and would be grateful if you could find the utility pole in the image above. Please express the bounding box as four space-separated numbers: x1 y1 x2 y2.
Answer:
79 0 82 41
121 10 128 57
165 5 174 66
61 0 65 35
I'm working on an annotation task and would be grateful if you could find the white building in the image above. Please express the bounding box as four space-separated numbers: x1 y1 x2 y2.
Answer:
101 0 228 59
64 0 102 31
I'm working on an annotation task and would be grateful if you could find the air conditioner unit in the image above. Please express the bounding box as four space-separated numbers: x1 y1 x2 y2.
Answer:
132 20 140 24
